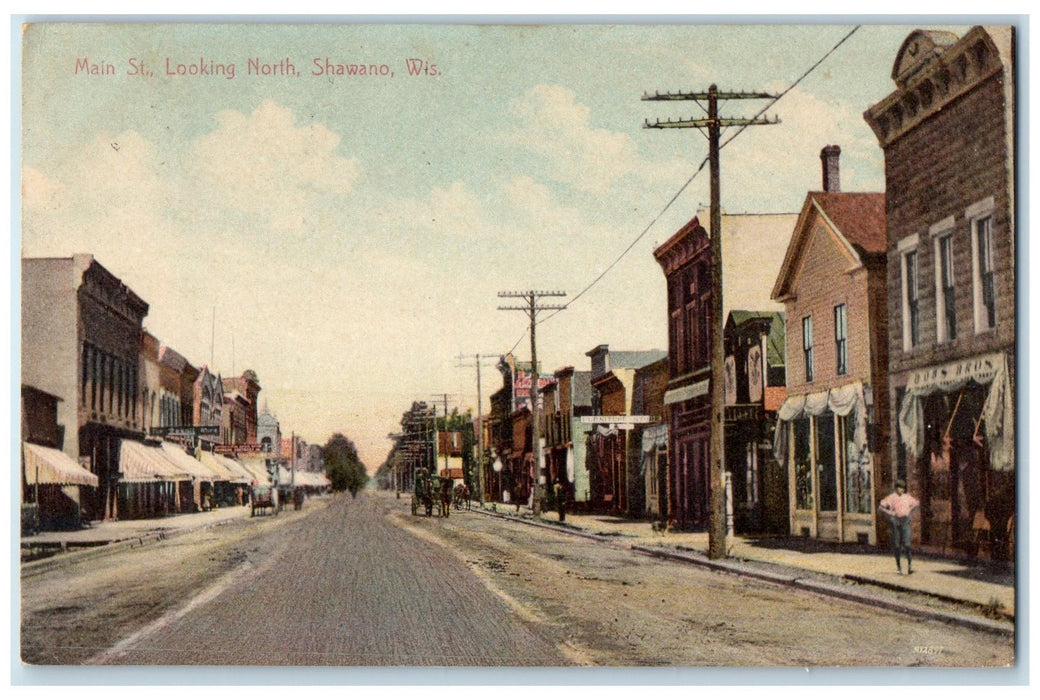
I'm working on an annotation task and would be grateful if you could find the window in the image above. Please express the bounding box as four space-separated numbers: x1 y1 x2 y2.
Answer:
834 304 848 375
816 413 838 512
935 233 957 342
792 417 813 510
802 315 814 382
974 215 996 331
903 250 920 349
842 413 872 514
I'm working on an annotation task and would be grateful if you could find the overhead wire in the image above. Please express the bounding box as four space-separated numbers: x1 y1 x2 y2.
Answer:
502 25 862 355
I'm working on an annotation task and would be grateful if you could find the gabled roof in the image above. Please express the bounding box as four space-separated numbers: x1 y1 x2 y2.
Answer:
771 192 885 300
809 192 887 254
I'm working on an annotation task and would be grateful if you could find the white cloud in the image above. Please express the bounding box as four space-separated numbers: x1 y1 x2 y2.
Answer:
186 100 362 233
506 84 644 195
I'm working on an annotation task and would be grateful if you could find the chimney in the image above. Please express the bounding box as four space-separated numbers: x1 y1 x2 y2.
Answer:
820 145 841 193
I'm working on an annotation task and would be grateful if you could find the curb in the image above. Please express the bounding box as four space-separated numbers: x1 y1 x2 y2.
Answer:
22 511 260 578
472 507 1014 637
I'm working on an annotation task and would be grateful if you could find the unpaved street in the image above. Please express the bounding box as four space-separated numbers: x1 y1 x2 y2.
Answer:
20 489 1014 667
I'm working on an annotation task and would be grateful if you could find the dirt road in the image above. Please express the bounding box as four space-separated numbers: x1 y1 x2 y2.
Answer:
20 489 1014 668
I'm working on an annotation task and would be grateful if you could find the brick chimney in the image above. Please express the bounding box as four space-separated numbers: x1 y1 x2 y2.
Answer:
820 145 841 193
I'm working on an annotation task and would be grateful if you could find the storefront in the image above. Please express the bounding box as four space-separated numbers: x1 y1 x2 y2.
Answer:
22 441 99 531
774 381 878 544
116 439 190 518
640 423 669 521
896 352 1014 560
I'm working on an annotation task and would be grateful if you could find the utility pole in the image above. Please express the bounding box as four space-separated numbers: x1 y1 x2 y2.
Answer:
431 393 455 476
498 290 567 516
644 85 778 560
458 353 500 507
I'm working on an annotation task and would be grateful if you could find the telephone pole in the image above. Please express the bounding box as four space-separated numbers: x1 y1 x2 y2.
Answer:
498 290 567 516
458 353 500 507
644 85 778 560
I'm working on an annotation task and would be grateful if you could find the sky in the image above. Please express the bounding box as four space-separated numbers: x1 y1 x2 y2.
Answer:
16 19 989 470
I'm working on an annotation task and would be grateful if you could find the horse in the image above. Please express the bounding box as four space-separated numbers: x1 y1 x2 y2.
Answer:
453 483 471 510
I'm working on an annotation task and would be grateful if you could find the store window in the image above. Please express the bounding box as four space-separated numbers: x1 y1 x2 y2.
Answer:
816 412 837 512
793 417 812 510
843 413 871 514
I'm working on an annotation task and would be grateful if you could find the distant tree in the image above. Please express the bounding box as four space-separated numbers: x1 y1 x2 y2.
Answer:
324 433 368 497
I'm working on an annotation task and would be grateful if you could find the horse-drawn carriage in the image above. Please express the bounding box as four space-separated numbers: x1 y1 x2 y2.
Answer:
411 469 453 518
250 484 278 517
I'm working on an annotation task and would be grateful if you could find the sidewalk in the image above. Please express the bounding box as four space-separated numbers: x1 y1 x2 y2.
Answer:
476 501 1016 629
20 504 258 573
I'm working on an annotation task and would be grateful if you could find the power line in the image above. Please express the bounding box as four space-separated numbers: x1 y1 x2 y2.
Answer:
531 25 861 329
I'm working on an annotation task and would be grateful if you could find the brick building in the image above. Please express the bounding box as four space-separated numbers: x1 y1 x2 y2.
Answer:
771 146 889 545
864 26 1016 560
222 370 262 446
22 255 149 521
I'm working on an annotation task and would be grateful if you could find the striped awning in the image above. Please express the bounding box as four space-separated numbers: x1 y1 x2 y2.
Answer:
219 455 257 484
199 451 251 484
237 456 272 485
22 442 99 488
159 441 221 481
119 440 191 482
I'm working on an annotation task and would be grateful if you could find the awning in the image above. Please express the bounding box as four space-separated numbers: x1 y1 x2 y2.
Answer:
238 456 272 485
641 423 669 454
639 423 669 476
215 454 255 483
119 440 191 482
22 442 99 488
772 382 868 466
898 352 1013 472
664 379 709 406
160 441 221 481
199 450 250 484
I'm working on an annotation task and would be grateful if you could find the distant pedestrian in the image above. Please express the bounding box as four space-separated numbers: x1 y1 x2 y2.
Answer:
878 479 920 575
553 478 566 522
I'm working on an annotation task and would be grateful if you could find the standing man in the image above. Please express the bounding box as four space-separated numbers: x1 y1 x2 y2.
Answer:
553 478 566 522
878 479 920 575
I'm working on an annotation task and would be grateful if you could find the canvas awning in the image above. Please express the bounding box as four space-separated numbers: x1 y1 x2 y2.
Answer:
772 382 868 466
119 440 191 482
898 352 1013 472
215 454 255 483
237 456 272 485
22 442 98 488
199 450 250 484
159 441 220 481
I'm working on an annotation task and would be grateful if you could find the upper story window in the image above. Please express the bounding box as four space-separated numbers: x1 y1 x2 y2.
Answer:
802 315 814 382
834 304 848 376
899 234 922 351
971 210 997 333
934 226 957 343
